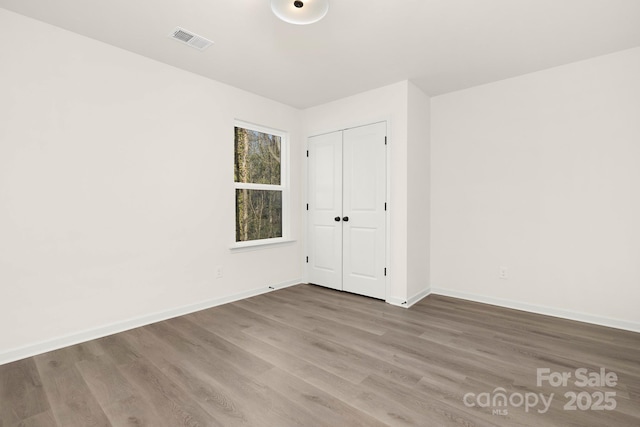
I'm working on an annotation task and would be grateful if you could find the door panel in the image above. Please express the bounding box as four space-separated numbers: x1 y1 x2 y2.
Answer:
307 131 343 291
312 225 337 271
347 227 377 278
307 122 386 299
313 143 339 210
342 122 386 299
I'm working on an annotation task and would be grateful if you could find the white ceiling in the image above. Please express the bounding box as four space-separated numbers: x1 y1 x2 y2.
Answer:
2 0 640 108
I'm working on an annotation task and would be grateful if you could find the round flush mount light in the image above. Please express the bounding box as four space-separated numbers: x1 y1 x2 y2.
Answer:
271 0 329 25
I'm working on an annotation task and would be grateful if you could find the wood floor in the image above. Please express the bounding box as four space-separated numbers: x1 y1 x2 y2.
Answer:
1 284 639 426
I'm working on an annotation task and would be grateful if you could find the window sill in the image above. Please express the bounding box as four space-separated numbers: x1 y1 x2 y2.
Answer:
230 238 296 252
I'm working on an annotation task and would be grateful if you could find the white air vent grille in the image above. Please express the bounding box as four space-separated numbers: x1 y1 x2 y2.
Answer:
169 27 213 51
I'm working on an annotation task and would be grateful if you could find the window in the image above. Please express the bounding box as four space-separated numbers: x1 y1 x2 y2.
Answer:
234 121 288 246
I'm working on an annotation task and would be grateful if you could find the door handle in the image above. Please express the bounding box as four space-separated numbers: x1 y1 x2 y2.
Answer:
342 216 349 222
334 216 341 222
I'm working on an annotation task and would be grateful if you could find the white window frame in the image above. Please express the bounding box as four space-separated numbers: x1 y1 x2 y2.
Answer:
232 120 290 249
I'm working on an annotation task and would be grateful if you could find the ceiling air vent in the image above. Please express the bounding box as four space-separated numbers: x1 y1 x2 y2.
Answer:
168 27 213 51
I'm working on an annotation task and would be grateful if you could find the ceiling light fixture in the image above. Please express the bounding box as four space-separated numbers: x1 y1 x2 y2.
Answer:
271 0 329 25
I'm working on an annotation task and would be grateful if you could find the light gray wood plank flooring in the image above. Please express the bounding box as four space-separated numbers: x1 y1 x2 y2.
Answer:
1 284 639 426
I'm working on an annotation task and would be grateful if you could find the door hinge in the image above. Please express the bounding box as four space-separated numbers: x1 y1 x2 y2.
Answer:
384 268 387 276
384 136 387 145
385 202 387 211
306 150 309 157
306 203 309 211
306 256 309 263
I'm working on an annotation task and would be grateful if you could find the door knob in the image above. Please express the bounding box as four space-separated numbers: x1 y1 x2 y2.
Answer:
334 216 341 222
342 216 349 222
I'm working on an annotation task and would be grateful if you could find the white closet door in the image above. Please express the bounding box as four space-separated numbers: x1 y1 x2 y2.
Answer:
342 122 387 299
307 131 343 291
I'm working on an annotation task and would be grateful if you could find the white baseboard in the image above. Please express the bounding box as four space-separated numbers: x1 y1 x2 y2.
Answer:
406 287 432 308
430 287 640 334
0 279 301 366
386 296 407 307
6 281 634 366
386 287 432 308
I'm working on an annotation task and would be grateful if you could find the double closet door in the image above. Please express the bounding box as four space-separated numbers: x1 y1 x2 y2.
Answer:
307 122 386 300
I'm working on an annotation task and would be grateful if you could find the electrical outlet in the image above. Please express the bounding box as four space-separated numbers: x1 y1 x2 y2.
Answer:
216 266 223 279
499 266 508 280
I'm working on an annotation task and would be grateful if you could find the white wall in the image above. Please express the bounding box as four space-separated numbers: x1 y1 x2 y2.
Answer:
406 82 431 303
303 81 431 305
0 9 304 363
431 47 640 331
